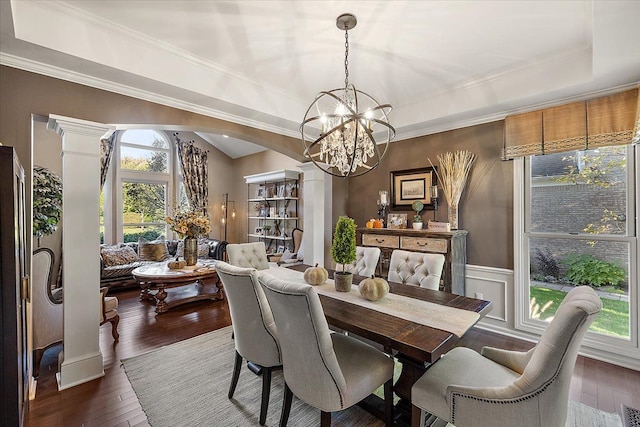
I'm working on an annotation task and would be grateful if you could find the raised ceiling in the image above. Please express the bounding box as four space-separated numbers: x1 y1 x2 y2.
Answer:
1 1 639 158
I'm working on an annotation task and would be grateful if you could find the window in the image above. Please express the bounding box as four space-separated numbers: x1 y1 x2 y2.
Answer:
516 145 637 353
102 129 188 243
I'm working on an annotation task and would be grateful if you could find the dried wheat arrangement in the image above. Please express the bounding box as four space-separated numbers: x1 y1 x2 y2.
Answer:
429 150 476 228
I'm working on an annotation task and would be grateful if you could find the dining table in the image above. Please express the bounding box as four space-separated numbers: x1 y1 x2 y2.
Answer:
261 263 492 426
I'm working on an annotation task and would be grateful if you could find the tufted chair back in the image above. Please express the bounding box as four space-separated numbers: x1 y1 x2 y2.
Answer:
227 242 270 270
335 246 381 277
387 250 445 290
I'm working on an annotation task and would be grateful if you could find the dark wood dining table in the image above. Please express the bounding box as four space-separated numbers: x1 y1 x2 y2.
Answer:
285 264 492 425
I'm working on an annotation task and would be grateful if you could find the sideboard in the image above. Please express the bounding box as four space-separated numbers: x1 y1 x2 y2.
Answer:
356 228 468 295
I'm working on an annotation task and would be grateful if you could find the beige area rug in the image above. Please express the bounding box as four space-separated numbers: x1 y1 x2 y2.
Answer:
122 326 623 427
122 326 382 426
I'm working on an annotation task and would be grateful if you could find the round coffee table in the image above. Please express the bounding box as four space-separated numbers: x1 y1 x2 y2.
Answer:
132 261 223 313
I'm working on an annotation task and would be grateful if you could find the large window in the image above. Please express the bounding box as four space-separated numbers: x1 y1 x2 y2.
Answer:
102 129 188 243
517 145 637 353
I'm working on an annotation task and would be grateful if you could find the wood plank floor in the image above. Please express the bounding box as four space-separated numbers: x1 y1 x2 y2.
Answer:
26 289 640 426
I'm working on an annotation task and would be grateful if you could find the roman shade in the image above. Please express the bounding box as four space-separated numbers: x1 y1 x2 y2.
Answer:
503 87 640 159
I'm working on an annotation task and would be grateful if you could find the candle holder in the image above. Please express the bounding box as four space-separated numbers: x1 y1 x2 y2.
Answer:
377 190 389 227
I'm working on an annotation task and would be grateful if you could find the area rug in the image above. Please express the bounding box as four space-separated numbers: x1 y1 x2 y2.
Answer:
122 326 380 426
122 326 623 427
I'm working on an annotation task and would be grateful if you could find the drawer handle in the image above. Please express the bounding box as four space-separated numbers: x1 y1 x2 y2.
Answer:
416 242 428 247
375 239 384 243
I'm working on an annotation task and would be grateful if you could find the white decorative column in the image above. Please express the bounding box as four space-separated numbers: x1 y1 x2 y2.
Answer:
47 115 112 390
298 163 333 267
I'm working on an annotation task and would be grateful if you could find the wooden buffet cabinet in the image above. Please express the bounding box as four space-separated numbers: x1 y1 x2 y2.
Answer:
357 227 468 295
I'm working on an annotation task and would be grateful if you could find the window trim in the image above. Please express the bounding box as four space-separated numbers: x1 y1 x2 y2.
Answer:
514 145 639 358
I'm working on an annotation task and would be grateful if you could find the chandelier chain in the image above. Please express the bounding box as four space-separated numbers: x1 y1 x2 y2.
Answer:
344 28 349 88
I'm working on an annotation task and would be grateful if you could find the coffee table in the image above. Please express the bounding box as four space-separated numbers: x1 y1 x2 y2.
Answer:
132 261 223 313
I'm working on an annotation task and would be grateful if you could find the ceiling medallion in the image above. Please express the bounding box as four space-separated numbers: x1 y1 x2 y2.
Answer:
301 13 395 178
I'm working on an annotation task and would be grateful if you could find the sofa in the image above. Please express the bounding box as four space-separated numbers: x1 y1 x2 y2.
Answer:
100 237 228 291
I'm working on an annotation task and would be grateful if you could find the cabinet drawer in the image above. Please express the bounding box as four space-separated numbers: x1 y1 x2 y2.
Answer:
400 236 447 253
363 234 399 248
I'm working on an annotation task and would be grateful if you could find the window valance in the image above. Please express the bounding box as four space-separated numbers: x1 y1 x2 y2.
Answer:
503 87 639 159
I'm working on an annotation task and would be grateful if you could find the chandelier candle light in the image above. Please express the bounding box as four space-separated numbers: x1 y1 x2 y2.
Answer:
429 150 476 230
301 13 395 177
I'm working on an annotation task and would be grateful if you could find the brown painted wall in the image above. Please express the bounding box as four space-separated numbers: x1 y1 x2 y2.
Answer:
347 121 514 269
0 65 302 254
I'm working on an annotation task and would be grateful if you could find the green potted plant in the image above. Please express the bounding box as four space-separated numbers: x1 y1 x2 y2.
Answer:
331 216 357 292
411 200 424 230
33 166 63 246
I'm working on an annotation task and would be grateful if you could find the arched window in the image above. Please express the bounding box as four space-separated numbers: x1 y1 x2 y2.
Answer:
101 129 186 243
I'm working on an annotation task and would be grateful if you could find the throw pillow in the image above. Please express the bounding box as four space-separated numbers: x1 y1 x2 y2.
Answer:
101 245 138 267
138 236 170 261
280 249 294 261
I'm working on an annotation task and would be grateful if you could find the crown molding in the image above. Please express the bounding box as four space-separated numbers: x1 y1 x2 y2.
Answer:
0 53 300 139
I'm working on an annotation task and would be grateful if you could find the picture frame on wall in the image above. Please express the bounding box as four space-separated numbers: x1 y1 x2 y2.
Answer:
254 227 263 235
390 167 437 210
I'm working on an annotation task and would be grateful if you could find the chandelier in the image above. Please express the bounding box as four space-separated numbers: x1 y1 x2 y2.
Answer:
301 13 395 178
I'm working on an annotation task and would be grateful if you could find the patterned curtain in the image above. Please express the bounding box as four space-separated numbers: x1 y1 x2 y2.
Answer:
175 133 208 212
100 131 116 190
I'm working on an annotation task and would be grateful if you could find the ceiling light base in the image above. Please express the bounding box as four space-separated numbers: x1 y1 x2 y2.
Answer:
336 13 357 31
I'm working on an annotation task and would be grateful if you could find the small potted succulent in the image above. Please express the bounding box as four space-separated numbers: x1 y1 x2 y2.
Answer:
331 216 357 292
412 200 424 230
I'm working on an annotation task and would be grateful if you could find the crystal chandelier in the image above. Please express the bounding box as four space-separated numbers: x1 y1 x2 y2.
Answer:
301 13 395 178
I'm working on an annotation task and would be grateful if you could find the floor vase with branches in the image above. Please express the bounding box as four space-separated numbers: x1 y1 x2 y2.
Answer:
431 150 476 230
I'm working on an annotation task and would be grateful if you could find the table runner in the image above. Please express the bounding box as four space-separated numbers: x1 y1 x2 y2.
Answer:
261 266 480 337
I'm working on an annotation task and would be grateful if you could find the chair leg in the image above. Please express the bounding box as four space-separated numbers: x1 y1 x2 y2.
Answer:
384 377 394 427
109 314 120 341
33 349 44 379
259 366 273 425
320 410 331 427
411 404 422 427
279 382 293 427
228 350 243 399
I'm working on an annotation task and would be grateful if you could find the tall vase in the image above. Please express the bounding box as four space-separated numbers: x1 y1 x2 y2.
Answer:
183 237 198 266
448 204 459 230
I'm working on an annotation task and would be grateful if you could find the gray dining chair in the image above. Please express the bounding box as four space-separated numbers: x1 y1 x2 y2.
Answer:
216 261 282 425
387 249 445 290
335 246 381 277
411 285 602 427
227 242 270 270
258 273 394 427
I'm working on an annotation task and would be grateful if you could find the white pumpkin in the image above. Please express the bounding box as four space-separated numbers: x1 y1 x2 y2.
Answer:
304 263 329 285
358 276 389 301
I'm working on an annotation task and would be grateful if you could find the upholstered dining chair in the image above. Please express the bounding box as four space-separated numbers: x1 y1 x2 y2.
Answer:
32 247 63 378
258 273 394 427
99 287 120 340
269 227 304 263
387 250 445 290
216 261 282 425
227 242 270 270
411 285 602 427
335 246 381 277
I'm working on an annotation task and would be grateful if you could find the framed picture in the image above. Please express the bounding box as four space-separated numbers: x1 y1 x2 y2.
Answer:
278 206 286 218
277 184 285 198
277 245 285 254
256 187 265 198
390 167 437 210
254 227 263 235
258 206 268 217
387 213 407 229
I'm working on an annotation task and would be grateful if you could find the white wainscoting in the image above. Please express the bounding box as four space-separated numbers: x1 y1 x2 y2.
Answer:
465 264 512 324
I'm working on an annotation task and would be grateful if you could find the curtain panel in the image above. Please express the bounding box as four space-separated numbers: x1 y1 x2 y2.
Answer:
175 135 208 212
100 131 116 190
503 87 640 159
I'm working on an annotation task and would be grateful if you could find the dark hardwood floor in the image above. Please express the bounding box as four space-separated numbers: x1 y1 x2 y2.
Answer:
27 289 640 426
